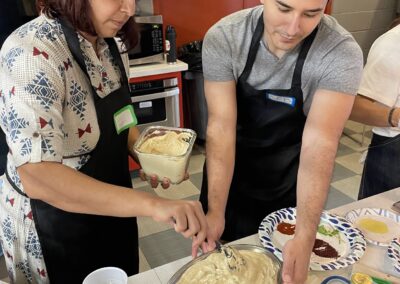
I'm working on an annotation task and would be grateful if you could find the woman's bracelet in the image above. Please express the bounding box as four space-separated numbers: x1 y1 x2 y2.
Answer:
388 107 397 127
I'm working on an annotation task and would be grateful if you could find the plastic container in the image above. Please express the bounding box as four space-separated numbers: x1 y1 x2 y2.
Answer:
82 267 127 284
133 126 197 184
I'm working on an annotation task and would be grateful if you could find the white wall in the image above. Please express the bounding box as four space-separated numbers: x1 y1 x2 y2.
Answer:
136 0 154 15
332 0 398 60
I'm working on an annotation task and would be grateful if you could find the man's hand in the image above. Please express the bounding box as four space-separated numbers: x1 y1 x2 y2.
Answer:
281 236 313 284
192 211 225 256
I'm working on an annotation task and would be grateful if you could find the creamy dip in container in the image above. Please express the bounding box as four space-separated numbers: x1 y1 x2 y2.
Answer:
133 126 196 184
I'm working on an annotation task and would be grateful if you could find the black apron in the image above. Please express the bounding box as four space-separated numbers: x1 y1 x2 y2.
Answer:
9 19 139 283
200 15 318 241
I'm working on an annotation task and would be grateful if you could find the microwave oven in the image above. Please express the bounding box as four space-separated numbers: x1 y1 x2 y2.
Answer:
130 77 180 131
129 15 164 66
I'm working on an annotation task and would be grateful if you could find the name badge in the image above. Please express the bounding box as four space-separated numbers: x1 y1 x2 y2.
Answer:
266 93 296 107
113 105 137 134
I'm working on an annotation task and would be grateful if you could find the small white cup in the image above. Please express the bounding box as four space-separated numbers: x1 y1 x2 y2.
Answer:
82 267 128 284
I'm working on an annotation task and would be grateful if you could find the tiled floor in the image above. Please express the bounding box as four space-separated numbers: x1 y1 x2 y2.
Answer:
0 121 372 281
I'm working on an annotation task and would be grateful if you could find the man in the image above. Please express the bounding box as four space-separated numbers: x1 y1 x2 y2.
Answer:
199 0 363 283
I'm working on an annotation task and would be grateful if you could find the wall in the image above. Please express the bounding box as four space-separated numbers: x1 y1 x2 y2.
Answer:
136 0 154 15
331 0 398 60
138 0 397 56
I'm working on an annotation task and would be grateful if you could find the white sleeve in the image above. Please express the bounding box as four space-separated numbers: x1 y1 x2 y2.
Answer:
358 28 400 107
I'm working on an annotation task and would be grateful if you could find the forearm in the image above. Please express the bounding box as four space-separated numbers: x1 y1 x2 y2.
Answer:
295 136 337 243
18 162 157 217
203 80 237 217
205 124 235 216
350 95 400 127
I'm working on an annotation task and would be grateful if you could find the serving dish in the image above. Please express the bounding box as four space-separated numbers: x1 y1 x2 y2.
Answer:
259 207 366 271
168 244 282 284
345 207 400 246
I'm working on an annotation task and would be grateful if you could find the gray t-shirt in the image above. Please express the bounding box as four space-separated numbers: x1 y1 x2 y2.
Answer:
202 6 363 114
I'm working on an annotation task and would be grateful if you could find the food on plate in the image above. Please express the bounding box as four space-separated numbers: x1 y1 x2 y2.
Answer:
138 130 192 156
176 246 279 284
358 218 389 234
273 222 347 262
277 222 295 235
313 239 339 258
351 272 373 284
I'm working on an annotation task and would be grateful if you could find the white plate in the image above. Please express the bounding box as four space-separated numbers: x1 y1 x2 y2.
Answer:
258 207 366 271
387 237 400 273
345 208 400 246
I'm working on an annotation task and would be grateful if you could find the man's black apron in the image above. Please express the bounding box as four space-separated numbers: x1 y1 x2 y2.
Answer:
200 15 318 241
8 19 139 283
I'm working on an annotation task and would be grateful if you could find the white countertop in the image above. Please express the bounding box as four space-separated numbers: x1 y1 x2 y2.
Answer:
129 189 400 283
129 59 188 79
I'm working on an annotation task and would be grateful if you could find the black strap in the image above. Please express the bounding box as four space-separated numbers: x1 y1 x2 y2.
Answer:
59 18 89 82
59 19 129 98
104 38 129 89
241 14 265 80
291 27 318 88
6 169 28 197
240 13 319 88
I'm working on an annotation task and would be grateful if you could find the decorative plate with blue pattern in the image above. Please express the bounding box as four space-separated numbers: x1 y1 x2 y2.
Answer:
258 207 366 271
345 208 400 246
387 237 400 273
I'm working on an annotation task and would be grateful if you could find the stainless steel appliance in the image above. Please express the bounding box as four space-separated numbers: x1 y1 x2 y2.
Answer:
130 77 180 131
129 15 164 66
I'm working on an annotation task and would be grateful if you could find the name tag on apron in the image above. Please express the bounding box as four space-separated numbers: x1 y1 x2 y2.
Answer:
113 105 137 134
266 93 296 107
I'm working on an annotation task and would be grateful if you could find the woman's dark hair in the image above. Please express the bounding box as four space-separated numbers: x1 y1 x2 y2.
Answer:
36 0 138 51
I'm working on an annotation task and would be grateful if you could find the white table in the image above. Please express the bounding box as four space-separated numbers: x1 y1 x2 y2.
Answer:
128 188 400 283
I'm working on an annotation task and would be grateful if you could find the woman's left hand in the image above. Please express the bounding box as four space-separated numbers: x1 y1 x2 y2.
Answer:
139 170 189 189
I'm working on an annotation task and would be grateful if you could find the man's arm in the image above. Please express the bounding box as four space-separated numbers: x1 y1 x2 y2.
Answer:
350 95 400 127
282 89 355 284
202 79 237 250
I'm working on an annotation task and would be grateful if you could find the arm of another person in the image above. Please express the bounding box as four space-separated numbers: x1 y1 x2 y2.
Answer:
201 79 237 250
351 25 400 127
18 161 207 248
350 95 400 127
281 89 355 284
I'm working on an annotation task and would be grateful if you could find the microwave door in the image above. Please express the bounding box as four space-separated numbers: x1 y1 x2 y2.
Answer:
131 87 180 130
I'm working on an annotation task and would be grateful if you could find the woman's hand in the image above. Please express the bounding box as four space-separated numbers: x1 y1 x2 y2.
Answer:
139 169 189 189
151 199 207 257
281 236 313 284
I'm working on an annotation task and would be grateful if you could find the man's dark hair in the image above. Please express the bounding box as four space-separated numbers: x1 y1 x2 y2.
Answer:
37 0 138 51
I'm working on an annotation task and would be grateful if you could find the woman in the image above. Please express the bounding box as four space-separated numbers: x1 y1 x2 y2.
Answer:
0 0 207 283
350 17 400 199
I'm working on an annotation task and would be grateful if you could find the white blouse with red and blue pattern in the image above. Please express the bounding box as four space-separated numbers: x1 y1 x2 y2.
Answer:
0 14 129 283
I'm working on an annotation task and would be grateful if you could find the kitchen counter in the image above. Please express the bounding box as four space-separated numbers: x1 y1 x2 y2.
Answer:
128 188 400 283
129 59 188 79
